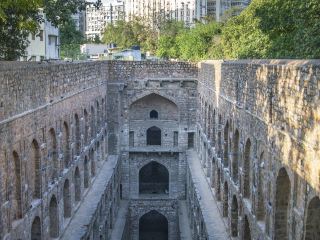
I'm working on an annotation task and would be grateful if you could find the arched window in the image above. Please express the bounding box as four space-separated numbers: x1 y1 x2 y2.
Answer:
13 151 22 219
139 210 168 240
49 128 58 181
305 197 320 240
75 114 80 156
63 122 70 168
74 167 81 202
31 216 41 240
32 139 41 199
231 196 238 237
63 179 71 218
147 126 161 145
139 161 169 194
150 110 158 119
274 168 290 240
84 156 89 188
49 195 59 238
243 138 251 199
84 109 89 145
223 182 228 217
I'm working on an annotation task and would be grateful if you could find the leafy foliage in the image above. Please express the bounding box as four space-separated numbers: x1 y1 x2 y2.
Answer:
60 17 84 60
0 0 101 60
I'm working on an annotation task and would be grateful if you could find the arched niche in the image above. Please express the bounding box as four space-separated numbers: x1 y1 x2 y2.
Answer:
139 161 169 195
139 210 168 240
129 93 179 121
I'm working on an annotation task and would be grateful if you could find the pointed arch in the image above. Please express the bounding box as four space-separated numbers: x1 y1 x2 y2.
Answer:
31 216 41 240
13 151 22 219
90 148 95 177
232 129 240 183
139 161 169 194
224 121 229 167
223 181 229 217
49 195 59 238
274 167 291 240
139 210 168 240
63 179 71 218
231 195 238 237
63 121 70 168
147 126 161 145
305 196 320 240
243 138 251 199
74 167 81 202
74 113 80 156
49 128 58 181
150 110 158 119
91 106 95 138
32 139 41 199
84 109 89 145
243 215 252 240
84 156 89 188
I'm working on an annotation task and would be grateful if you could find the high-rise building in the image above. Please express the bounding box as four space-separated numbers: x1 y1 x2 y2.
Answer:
208 0 251 22
20 9 60 61
85 0 125 40
125 0 207 27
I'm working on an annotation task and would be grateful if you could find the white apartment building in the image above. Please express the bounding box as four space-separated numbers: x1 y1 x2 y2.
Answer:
125 0 207 27
85 0 125 40
125 0 251 25
21 10 59 61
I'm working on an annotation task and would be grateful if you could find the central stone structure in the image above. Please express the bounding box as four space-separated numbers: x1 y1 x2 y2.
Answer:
1 60 320 240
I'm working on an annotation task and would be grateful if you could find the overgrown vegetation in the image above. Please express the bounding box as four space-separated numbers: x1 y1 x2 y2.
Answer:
0 0 101 60
102 0 320 60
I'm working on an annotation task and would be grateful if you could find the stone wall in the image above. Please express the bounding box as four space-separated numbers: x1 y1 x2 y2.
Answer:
196 60 320 240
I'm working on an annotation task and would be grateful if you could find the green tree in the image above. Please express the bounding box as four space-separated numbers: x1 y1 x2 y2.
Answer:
60 17 84 60
0 0 101 60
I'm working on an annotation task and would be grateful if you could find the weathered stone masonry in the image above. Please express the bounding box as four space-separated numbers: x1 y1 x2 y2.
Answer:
1 59 320 240
197 60 320 240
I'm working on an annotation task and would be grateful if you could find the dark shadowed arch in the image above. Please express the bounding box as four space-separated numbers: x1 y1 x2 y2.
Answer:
32 139 41 199
231 195 238 237
49 128 58 181
63 121 70 168
147 126 161 145
243 215 251 240
223 182 229 217
305 196 320 240
74 167 81 202
243 138 251 199
139 161 169 194
13 151 22 219
224 121 229 167
31 216 41 240
63 179 71 218
49 195 59 238
84 156 89 188
150 110 158 119
139 210 168 240
232 129 239 183
274 167 290 240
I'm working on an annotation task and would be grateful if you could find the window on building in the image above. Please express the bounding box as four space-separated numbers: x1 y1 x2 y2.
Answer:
150 110 158 119
188 132 194 149
129 131 134 147
173 131 178 146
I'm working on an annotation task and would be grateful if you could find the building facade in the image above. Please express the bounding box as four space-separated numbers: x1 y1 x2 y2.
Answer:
1 59 320 240
85 0 125 40
20 10 59 61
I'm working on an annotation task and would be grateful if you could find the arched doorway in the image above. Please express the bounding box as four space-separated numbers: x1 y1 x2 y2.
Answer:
223 182 229 217
63 179 71 218
243 215 251 240
13 151 22 219
74 167 81 202
49 195 59 238
305 196 320 240
139 210 168 240
243 138 251 199
84 156 89 188
231 195 238 237
232 129 239 183
274 168 291 240
147 126 161 145
224 121 229 167
139 161 169 195
31 216 41 240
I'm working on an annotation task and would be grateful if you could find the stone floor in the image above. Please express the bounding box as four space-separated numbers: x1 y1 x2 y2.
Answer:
187 150 230 240
61 155 119 240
